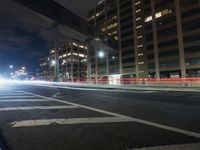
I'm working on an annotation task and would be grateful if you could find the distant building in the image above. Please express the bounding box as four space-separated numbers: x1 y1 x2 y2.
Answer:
15 67 28 80
88 0 200 78
39 40 88 81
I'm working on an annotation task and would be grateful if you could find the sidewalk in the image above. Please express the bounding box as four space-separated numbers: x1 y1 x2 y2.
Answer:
40 82 200 92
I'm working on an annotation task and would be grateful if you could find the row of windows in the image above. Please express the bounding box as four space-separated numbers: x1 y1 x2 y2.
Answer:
122 49 134 56
147 49 179 60
183 33 200 43
121 38 134 48
186 57 200 66
121 30 134 39
120 22 133 31
148 57 200 69
158 39 178 48
181 7 199 18
182 19 200 32
122 57 135 63
159 61 179 68
159 49 179 57
185 46 200 53
157 26 177 38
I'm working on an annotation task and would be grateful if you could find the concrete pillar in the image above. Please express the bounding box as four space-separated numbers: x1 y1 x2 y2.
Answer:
117 0 123 74
132 1 139 77
175 0 186 78
106 52 109 75
70 43 73 82
95 48 98 84
78 45 80 82
87 44 92 81
151 0 160 78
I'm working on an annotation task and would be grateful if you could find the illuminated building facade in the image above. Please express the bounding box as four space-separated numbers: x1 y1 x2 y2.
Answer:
39 40 87 81
88 0 200 78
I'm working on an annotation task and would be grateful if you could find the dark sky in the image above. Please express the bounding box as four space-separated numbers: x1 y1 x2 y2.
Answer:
0 0 99 73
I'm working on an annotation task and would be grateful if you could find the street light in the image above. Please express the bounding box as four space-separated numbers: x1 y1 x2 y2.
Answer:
98 51 105 58
22 67 26 70
9 65 13 69
51 60 56 66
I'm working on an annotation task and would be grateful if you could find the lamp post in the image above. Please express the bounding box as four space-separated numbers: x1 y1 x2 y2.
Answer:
95 50 109 84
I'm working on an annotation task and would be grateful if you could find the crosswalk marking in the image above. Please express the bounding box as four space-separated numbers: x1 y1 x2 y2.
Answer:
0 96 35 99
0 93 29 96
131 143 200 150
0 105 78 111
21 91 200 139
11 117 132 127
0 99 51 102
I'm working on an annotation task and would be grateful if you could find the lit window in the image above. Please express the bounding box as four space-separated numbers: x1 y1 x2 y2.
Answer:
136 9 141 13
138 62 144 65
50 50 55 54
145 9 172 23
155 12 162 18
79 45 85 49
145 16 152 22
135 1 141 5
136 25 142 29
137 45 143 48
136 17 141 21
73 42 78 46
138 53 144 56
79 54 85 57
137 35 143 39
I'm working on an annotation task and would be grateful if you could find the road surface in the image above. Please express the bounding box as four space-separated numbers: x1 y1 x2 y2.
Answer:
0 83 200 150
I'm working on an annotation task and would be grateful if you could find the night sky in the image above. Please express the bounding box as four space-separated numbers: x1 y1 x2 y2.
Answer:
0 0 99 73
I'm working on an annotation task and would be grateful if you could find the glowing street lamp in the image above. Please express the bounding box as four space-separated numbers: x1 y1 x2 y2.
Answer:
22 67 26 70
98 51 105 58
51 60 56 66
9 65 13 69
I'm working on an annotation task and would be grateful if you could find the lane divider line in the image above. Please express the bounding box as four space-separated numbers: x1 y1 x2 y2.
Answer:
20 91 200 139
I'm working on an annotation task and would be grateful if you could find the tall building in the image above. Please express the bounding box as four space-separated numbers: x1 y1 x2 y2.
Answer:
88 0 200 78
39 40 88 81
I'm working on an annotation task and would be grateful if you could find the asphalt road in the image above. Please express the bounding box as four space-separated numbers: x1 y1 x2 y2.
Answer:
0 83 200 150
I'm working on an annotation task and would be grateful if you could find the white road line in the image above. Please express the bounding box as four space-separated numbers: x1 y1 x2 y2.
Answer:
11 117 132 127
0 105 78 111
0 96 35 99
0 91 22 94
131 142 200 150
21 91 200 139
0 99 51 102
0 93 28 96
